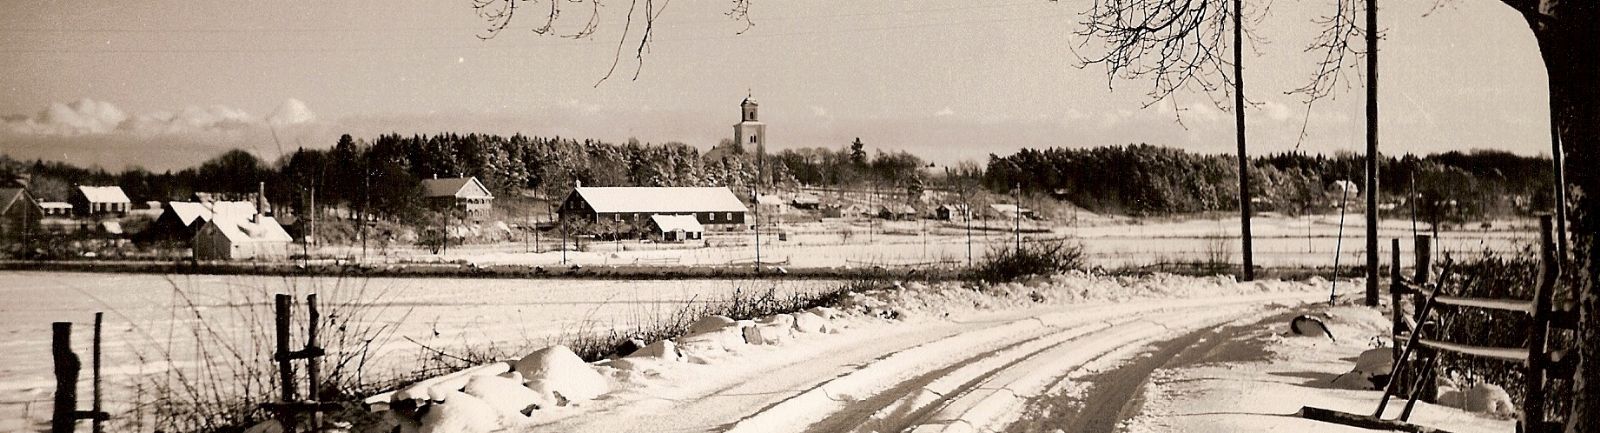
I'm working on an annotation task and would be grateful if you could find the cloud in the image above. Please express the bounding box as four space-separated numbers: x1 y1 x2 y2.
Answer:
125 105 257 135
3 99 128 135
1260 100 1293 122
267 98 317 126
933 106 955 117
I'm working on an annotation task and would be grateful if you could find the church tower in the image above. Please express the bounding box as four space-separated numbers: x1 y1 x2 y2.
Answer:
733 94 766 157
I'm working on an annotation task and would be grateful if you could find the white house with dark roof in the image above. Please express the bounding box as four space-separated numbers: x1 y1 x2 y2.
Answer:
558 186 748 229
648 214 705 242
70 186 131 217
421 176 494 215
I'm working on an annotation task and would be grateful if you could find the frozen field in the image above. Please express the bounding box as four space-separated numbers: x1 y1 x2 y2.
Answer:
0 271 841 429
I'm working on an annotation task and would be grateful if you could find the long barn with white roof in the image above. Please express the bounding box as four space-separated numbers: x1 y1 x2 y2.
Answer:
558 186 749 229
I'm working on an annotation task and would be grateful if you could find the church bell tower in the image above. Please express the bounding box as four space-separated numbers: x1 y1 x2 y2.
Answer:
733 93 766 157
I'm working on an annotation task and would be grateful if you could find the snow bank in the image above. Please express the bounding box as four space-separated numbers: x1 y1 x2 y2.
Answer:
515 345 611 403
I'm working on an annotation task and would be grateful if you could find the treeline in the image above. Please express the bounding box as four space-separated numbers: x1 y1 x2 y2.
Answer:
982 144 1557 221
0 134 1556 224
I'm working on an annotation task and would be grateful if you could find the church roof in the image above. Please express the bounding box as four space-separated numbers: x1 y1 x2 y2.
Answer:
570 187 748 214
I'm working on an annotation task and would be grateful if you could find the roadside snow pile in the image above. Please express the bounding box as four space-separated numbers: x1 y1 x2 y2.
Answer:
365 308 859 433
1436 373 1517 418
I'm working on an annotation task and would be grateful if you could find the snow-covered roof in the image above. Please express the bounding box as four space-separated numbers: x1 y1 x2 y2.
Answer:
39 202 71 210
167 201 258 226
756 194 785 205
650 214 705 233
881 204 917 214
989 204 1031 213
791 193 820 205
571 187 748 214
204 216 293 244
77 186 130 204
422 177 494 199
167 202 211 225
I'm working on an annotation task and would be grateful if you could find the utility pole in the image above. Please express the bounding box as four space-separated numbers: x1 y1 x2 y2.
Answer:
1014 183 1022 253
361 170 369 262
1549 83 1569 258
1232 0 1255 281
1364 0 1381 307
753 188 761 272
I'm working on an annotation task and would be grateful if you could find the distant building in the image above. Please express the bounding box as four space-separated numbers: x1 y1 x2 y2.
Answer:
38 202 72 217
733 94 766 157
559 186 748 229
878 204 917 220
935 203 970 221
790 193 821 210
148 201 258 241
648 214 704 242
988 203 1036 220
193 214 293 261
70 186 131 217
421 176 494 216
0 187 43 242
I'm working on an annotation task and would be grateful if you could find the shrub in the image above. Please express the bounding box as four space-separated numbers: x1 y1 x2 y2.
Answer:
967 238 1085 283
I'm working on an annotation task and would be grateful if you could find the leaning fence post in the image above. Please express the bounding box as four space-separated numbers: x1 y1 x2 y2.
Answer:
273 294 296 433
51 322 78 433
1524 215 1558 432
1410 234 1433 403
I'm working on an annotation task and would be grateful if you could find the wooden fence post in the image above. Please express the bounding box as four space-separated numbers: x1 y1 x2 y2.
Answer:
1390 238 1405 389
1410 234 1433 403
306 294 323 430
51 322 77 433
92 312 103 433
1525 215 1558 432
273 294 296 433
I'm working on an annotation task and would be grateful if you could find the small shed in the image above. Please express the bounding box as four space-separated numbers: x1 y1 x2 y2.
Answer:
193 215 293 261
649 214 704 242
935 204 970 221
70 186 131 217
790 193 821 210
0 188 42 241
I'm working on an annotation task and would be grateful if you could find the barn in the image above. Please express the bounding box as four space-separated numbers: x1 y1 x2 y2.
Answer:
70 186 131 217
558 186 748 229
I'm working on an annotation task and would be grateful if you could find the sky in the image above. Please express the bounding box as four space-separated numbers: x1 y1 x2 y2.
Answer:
0 0 1552 172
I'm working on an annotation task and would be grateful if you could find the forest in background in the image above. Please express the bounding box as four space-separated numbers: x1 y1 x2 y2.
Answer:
0 132 1557 226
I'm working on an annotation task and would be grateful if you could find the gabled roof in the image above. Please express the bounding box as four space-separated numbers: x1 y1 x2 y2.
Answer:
422 177 494 199
0 188 34 215
77 186 130 203
166 202 211 226
881 204 917 214
204 215 292 243
39 202 72 210
571 187 748 214
755 194 785 205
790 193 820 205
166 201 259 226
650 214 704 233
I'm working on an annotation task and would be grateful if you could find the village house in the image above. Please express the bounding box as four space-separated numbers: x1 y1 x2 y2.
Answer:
70 185 131 217
0 187 43 243
38 202 72 217
879 203 918 220
421 176 494 216
558 185 748 230
193 212 293 261
147 201 258 241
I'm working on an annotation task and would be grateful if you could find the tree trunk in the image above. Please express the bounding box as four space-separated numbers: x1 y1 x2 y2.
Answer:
1527 10 1600 432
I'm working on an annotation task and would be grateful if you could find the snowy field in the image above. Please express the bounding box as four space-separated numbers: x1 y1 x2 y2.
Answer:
428 215 1535 269
0 271 841 430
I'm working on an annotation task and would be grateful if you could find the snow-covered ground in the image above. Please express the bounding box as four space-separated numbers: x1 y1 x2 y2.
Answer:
0 272 839 431
359 273 1517 433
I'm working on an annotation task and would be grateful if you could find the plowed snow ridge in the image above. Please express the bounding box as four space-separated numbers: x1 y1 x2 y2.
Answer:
540 291 1318 433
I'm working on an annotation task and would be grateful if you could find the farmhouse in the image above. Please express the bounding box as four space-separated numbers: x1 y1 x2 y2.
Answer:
70 185 131 217
558 186 748 229
0 188 43 242
422 176 494 216
935 203 970 221
193 214 293 261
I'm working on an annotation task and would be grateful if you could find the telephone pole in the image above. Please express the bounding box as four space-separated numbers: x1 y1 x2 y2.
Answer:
1363 0 1381 307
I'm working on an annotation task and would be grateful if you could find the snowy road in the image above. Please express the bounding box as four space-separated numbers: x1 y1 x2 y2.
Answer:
527 290 1321 433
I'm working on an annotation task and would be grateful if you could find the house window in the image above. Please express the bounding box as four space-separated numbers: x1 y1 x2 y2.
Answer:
726 212 734 221
750 135 758 143
710 213 717 221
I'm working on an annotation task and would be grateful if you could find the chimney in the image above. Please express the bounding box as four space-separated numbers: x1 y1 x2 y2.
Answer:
575 179 582 188
254 181 265 223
